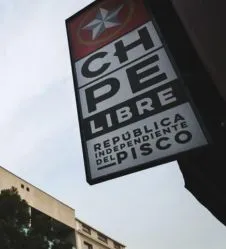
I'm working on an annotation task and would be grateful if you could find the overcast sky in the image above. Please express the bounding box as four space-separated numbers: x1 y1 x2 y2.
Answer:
1 0 226 248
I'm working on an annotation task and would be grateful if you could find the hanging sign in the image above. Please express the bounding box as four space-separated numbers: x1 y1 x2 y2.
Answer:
66 0 208 184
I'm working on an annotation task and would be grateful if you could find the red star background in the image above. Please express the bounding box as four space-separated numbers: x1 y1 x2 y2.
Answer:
67 0 151 61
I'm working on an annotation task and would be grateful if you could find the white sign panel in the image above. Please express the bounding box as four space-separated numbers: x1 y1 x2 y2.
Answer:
79 48 177 118
87 103 207 178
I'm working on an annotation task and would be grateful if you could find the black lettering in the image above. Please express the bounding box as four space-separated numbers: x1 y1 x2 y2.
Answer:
120 144 126 150
144 125 153 133
155 130 162 138
126 55 167 93
181 121 188 129
175 131 192 144
114 27 154 63
117 151 128 164
156 137 171 150
162 127 171 135
106 148 112 154
134 137 142 144
174 114 185 123
103 156 109 163
131 147 137 159
94 143 101 151
82 52 110 78
85 78 120 112
98 151 105 157
133 128 142 137
113 136 120 145
161 118 171 126
140 143 153 155
171 124 179 131
103 139 110 148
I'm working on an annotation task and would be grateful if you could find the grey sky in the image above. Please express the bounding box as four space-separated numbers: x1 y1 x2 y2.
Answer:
0 0 226 248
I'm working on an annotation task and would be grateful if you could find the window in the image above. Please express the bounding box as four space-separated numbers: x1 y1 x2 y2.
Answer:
84 242 93 249
26 187 30 192
97 232 108 243
82 224 91 234
21 184 24 189
114 242 121 249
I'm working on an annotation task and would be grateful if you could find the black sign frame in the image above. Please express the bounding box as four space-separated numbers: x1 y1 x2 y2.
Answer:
66 0 210 185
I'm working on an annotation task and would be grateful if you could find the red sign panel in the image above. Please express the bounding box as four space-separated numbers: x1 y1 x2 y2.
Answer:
67 0 150 60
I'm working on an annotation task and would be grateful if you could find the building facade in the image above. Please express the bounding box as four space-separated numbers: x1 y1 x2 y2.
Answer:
0 166 77 247
75 218 125 249
0 166 126 249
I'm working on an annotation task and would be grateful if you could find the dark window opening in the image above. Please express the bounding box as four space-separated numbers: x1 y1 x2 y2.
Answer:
84 241 93 249
82 224 91 234
114 242 121 249
97 232 108 243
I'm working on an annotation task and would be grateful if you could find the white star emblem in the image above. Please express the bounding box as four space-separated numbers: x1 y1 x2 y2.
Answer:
83 4 124 40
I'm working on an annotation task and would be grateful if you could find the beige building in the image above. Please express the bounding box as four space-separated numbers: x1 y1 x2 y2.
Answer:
0 166 126 249
75 218 125 249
